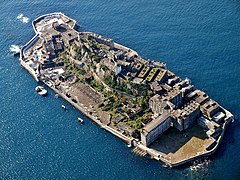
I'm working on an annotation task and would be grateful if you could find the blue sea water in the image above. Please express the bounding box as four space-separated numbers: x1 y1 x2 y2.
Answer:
1 0 240 179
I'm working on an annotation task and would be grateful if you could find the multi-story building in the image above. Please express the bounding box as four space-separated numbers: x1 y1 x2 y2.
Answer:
149 94 175 115
200 99 221 118
141 113 172 146
145 96 201 146
87 33 114 49
62 29 79 46
173 101 201 131
162 87 183 108
149 81 163 94
197 116 222 138
153 68 168 84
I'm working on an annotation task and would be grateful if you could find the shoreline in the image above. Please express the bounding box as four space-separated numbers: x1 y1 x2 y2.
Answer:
20 37 233 168
49 83 133 144
19 12 234 167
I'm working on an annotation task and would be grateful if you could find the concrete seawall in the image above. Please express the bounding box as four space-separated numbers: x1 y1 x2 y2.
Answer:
167 113 233 167
19 12 234 168
20 34 39 60
32 12 77 34
113 42 139 56
44 82 133 145
20 61 39 82
21 57 233 167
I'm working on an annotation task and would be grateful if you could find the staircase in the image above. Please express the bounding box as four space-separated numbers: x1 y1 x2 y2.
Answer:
132 147 147 157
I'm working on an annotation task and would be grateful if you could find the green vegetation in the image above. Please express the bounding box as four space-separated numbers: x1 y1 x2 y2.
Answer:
85 77 104 92
60 36 155 132
103 74 132 95
99 86 153 131
60 51 88 78
65 63 87 78
77 68 87 75
103 75 117 87
75 46 82 60
126 119 142 131
92 56 102 63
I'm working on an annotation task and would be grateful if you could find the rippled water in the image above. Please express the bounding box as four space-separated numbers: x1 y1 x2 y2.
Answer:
1 0 240 179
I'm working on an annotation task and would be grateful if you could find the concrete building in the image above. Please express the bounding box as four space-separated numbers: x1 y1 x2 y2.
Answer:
150 61 166 69
117 60 131 70
173 101 201 131
200 99 221 118
181 85 195 97
167 76 180 86
145 68 159 82
113 50 126 60
186 90 209 105
197 116 221 138
131 62 143 73
149 81 163 94
212 111 226 124
149 94 175 115
162 87 183 108
88 33 114 49
52 34 64 52
153 68 168 84
194 91 209 105
115 64 122 75
141 113 172 146
117 122 136 137
161 84 172 92
62 29 79 45
43 40 56 58
137 66 151 79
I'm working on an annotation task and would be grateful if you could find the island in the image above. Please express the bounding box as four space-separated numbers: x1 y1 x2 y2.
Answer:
20 12 234 167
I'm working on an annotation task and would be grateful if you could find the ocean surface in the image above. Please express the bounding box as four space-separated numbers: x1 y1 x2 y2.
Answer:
1 0 240 179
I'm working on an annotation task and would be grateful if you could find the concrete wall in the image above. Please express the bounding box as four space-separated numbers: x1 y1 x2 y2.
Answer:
141 117 172 146
149 99 164 115
183 108 201 129
170 92 182 108
21 34 40 60
173 117 184 131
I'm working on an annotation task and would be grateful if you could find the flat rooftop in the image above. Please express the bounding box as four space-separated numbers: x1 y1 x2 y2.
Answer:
143 112 171 133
